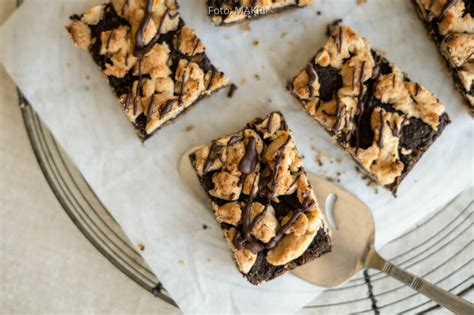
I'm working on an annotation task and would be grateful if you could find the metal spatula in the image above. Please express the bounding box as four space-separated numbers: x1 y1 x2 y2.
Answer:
178 148 473 314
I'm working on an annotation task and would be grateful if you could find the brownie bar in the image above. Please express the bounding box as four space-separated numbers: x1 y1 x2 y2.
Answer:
412 0 473 116
289 24 451 194
207 0 313 26
67 0 229 140
189 112 331 284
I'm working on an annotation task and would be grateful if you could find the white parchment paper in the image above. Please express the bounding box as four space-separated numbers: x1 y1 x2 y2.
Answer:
1 0 472 313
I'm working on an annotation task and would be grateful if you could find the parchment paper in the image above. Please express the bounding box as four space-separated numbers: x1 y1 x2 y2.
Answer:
1 0 472 313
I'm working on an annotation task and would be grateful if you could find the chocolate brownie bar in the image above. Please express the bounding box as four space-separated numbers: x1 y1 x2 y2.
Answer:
412 0 473 116
67 0 229 140
289 24 451 194
207 0 312 26
189 112 331 284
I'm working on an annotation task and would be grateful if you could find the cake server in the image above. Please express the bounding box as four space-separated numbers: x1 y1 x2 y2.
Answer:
178 148 473 314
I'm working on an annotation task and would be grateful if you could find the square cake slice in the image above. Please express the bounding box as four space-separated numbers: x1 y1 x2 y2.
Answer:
67 0 229 140
289 24 451 194
412 0 474 116
207 0 313 26
189 111 331 284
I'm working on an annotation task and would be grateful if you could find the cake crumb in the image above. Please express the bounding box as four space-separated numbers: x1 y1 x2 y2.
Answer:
280 32 288 38
179 260 186 266
316 11 322 16
185 125 194 132
137 243 145 251
66 62 71 68
240 78 247 85
253 40 260 47
86 75 90 80
207 257 213 263
254 74 260 81
227 83 238 98
202 224 209 230
356 0 367 5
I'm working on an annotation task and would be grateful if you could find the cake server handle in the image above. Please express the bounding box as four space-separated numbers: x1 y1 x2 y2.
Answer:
366 250 473 314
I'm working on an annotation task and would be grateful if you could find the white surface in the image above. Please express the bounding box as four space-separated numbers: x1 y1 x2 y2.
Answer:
0 0 472 313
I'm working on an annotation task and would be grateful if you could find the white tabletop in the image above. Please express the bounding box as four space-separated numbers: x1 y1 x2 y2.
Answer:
1 1 472 314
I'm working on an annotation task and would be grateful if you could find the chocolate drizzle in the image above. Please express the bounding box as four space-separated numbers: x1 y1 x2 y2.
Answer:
134 0 170 58
354 61 367 154
440 0 459 19
146 95 155 121
233 134 310 254
203 142 225 174
306 63 317 98
377 110 384 149
106 29 115 50
159 99 175 118
336 27 343 53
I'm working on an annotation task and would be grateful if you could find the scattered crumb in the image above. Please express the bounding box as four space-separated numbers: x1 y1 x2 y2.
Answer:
254 74 260 81
85 86 90 91
316 11 322 16
179 260 186 266
137 243 145 251
252 40 260 47
280 32 288 38
86 75 90 80
227 83 238 98
288 40 294 45
202 224 209 230
354 166 379 193
356 0 367 5
240 78 247 85
267 98 272 103
239 22 251 32
224 35 231 40
301 154 305 159
207 257 213 264
185 125 194 132
65 62 71 68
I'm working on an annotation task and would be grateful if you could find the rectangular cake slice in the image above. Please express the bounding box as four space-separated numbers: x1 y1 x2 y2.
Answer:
189 111 331 284
207 0 312 26
289 24 451 194
67 0 229 140
412 0 474 116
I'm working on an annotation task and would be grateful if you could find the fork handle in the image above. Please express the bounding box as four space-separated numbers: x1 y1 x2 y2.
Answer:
368 251 473 314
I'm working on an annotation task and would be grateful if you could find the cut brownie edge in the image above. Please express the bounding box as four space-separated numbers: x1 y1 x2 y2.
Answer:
246 225 331 285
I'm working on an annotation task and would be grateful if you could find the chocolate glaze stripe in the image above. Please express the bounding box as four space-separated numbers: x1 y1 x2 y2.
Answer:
439 0 459 19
